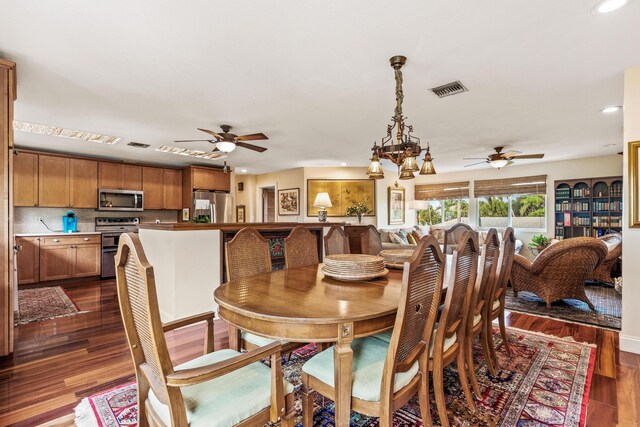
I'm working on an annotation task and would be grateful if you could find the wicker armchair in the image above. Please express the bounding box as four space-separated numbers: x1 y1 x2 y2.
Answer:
360 224 383 256
588 233 622 285
511 237 608 310
443 223 474 255
324 225 350 256
284 226 319 269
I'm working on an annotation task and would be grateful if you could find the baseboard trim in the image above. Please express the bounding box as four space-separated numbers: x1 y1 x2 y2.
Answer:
620 334 640 355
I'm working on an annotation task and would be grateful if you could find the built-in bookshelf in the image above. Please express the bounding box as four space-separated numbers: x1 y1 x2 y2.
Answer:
554 177 622 239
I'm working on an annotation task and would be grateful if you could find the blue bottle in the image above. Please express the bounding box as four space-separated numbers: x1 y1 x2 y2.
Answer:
63 211 77 233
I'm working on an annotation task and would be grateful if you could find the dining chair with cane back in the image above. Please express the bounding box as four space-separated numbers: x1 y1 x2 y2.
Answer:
324 225 350 256
465 229 500 397
431 230 479 427
486 227 516 370
115 233 296 427
225 228 300 353
285 226 320 269
443 222 474 255
300 236 445 427
361 224 383 256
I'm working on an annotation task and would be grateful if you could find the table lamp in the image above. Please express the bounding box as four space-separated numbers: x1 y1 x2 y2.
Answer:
313 192 332 222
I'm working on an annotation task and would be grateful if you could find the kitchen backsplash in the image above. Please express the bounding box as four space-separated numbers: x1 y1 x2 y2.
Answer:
14 207 179 233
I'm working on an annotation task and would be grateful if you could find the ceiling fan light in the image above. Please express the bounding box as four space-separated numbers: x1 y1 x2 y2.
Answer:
490 159 509 169
400 155 419 172
216 141 236 153
399 170 415 180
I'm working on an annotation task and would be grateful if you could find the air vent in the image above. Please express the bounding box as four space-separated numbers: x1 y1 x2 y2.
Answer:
127 142 150 148
430 81 468 98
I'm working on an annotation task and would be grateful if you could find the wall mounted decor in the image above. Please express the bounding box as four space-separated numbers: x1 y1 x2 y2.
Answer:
238 182 244 192
307 179 375 217
278 187 300 215
388 186 405 225
236 205 246 223
630 140 640 228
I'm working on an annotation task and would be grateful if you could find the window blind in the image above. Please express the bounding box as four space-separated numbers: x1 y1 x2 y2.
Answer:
415 181 470 200
474 175 547 197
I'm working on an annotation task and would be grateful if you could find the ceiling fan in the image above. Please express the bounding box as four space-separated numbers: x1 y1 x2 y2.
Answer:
175 124 268 153
464 146 545 169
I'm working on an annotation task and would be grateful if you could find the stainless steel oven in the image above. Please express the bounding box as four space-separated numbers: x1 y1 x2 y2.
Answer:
98 189 144 211
96 217 140 278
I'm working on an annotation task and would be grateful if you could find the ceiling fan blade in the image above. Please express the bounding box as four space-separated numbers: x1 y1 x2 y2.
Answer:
235 133 268 141
501 150 521 158
510 154 545 159
464 161 488 167
235 141 267 152
174 139 214 142
506 160 515 166
462 157 489 160
212 147 220 152
197 128 223 138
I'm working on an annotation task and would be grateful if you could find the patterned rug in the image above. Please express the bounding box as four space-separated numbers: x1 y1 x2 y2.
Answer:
74 327 595 427
505 283 621 330
16 286 80 325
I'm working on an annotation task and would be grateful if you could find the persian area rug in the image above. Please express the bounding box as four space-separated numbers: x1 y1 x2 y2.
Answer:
16 286 80 325
504 283 621 330
74 327 595 427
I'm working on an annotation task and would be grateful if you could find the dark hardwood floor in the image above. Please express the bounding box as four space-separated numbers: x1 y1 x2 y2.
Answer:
0 280 638 426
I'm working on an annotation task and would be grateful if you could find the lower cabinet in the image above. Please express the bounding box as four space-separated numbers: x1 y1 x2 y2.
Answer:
16 235 101 284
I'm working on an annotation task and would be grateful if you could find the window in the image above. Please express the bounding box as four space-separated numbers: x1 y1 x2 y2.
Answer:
417 198 469 226
477 194 546 229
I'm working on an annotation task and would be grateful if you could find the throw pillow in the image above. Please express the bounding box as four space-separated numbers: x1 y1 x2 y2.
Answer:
379 229 391 243
388 232 405 245
411 231 422 243
406 233 416 245
396 230 410 244
413 226 425 238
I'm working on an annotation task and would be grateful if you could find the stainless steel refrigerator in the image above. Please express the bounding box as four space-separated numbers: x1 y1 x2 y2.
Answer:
192 191 229 223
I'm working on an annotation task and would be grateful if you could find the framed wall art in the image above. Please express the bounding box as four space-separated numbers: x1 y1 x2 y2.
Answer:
277 187 300 216
388 186 405 225
630 140 640 228
306 179 376 217
236 205 246 223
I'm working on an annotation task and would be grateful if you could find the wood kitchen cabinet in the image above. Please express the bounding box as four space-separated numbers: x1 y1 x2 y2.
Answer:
98 162 142 190
163 168 182 209
15 237 39 284
142 166 164 209
38 155 70 207
13 152 38 207
39 235 100 282
37 155 98 208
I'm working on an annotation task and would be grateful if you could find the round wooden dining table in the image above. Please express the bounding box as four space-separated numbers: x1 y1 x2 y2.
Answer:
214 259 453 427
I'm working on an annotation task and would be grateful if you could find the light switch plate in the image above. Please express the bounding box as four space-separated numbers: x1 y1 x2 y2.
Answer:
34 216 43 223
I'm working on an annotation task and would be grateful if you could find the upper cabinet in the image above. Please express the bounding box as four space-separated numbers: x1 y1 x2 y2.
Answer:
13 152 38 207
163 168 182 210
187 166 230 192
98 163 142 191
70 159 98 208
37 155 98 208
142 166 182 210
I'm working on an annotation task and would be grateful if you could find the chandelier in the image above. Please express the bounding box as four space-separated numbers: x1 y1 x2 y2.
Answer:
367 56 436 180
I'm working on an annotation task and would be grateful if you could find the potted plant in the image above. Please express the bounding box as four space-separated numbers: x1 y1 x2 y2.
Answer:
346 202 371 224
528 234 550 255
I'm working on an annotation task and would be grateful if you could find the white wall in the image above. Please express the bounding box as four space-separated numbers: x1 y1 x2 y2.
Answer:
622 67 640 355
412 155 622 257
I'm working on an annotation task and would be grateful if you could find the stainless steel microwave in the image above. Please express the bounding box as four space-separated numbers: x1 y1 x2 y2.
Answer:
98 189 144 211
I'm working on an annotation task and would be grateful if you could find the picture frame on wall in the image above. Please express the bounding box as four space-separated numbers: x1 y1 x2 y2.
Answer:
306 179 376 217
630 140 640 228
388 186 405 225
236 205 246 223
277 187 300 216
182 208 190 221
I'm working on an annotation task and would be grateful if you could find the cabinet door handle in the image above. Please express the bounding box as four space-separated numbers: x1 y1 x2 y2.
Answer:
53 239 60 243
83 237 90 241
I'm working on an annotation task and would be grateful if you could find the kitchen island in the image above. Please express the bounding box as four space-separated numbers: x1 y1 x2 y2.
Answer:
138 222 343 321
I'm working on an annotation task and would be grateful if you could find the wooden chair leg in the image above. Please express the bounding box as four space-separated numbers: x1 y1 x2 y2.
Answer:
498 310 511 356
432 360 450 427
480 325 496 377
456 350 476 412
486 319 500 372
301 373 315 427
419 372 434 427
465 335 482 400
137 372 150 427
282 393 296 427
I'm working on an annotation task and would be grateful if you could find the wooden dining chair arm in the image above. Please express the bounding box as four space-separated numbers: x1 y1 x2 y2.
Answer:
162 311 216 333
165 341 283 387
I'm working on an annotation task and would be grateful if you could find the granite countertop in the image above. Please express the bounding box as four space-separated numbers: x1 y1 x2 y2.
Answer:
14 231 101 237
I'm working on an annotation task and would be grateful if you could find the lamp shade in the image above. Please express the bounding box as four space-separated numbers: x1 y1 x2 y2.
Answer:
313 192 332 208
490 159 509 169
367 152 384 179
399 170 415 180
216 141 237 153
400 155 419 172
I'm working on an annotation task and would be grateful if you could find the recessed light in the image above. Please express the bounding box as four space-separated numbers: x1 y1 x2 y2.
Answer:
604 143 617 147
601 106 622 113
239 169 247 173
13 120 122 144
591 0 629 14
340 162 347 166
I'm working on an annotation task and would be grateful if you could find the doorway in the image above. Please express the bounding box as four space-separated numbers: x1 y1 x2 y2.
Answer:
262 187 275 222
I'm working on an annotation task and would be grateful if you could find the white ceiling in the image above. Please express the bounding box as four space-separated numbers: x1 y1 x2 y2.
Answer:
0 0 637 175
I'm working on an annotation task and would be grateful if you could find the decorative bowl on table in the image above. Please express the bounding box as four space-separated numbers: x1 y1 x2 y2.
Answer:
379 249 415 269
322 254 389 281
